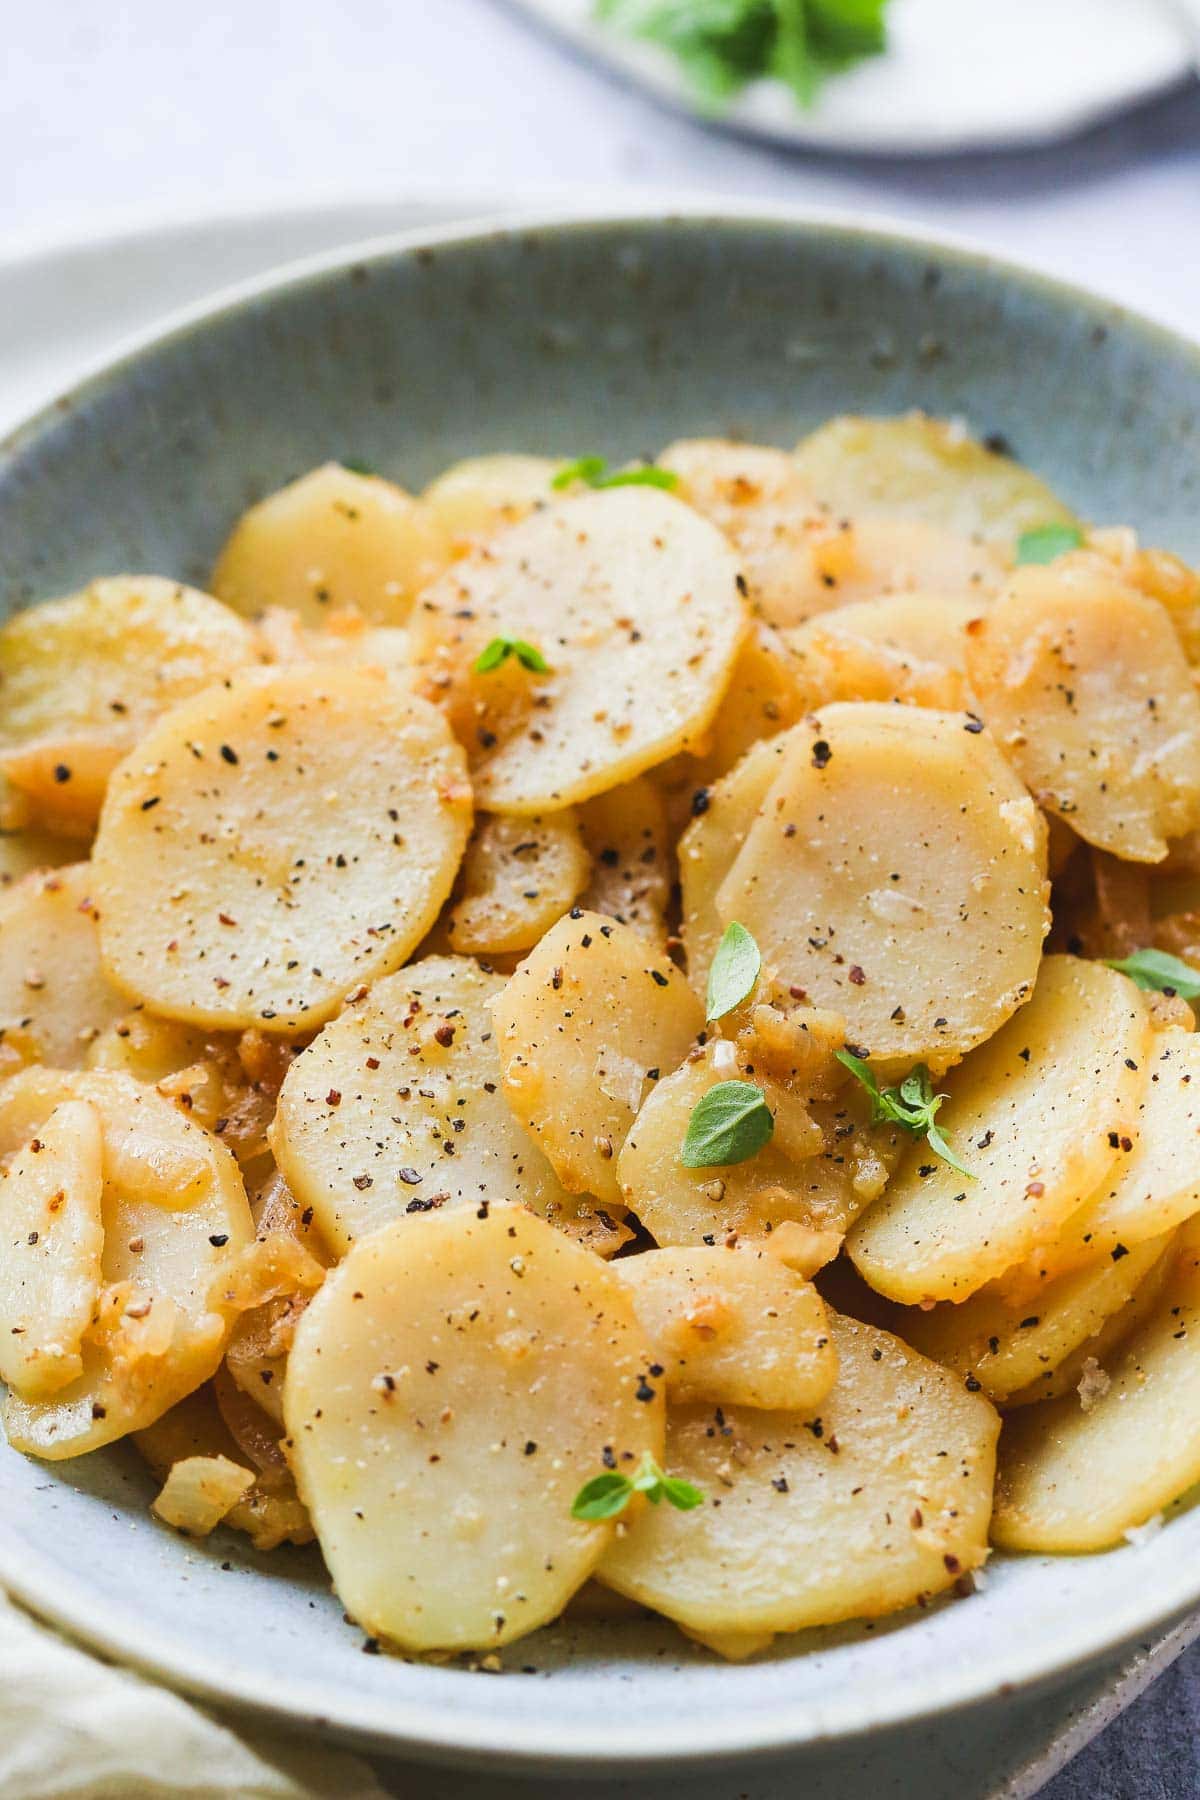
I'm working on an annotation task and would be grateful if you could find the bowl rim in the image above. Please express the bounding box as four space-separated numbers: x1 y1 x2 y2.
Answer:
4 199 1200 1771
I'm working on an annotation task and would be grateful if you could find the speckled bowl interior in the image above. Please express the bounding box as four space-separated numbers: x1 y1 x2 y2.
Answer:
1 211 1200 1775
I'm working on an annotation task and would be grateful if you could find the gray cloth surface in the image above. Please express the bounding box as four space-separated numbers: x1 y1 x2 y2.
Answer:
1042 1641 1200 1799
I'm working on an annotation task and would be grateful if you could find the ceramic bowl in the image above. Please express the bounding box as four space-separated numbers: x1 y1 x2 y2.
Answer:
1 209 1200 1776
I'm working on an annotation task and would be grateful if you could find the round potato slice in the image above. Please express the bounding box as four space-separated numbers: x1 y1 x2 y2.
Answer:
598 1311 998 1636
577 776 672 944
284 1203 664 1653
792 412 1077 545
0 863 127 1066
256 606 413 686
900 1230 1172 1402
992 1233 1200 1551
0 826 74 888
492 911 703 1206
783 592 980 712
91 667 472 1034
1027 1027 1200 1273
1005 1238 1176 1407
0 1098 104 1400
272 954 622 1256
446 811 589 957
966 563 1200 862
211 463 449 625
715 704 1049 1073
0 1066 253 1459
409 488 746 814
614 1246 837 1410
848 957 1151 1305
680 620 809 790
0 577 259 836
617 1044 901 1247
421 454 563 548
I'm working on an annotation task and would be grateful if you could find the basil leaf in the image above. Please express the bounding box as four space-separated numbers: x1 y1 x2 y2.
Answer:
1104 947 1200 1000
681 1080 774 1167
705 921 761 1020
473 636 549 675
1015 523 1084 566
552 455 679 493
571 1472 633 1519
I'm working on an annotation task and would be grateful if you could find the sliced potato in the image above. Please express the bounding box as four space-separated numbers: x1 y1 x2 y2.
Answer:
598 1311 998 1636
900 1231 1172 1402
211 464 449 625
446 811 589 956
783 592 979 711
256 606 412 685
492 912 702 1206
0 1066 253 1458
1027 1027 1200 1273
678 733 792 998
715 704 1049 1073
0 863 127 1067
966 563 1200 862
681 621 809 788
0 577 259 835
135 1383 313 1550
272 954 618 1254
284 1204 664 1652
1084 528 1200 664
1005 1238 1176 1407
151 1453 255 1536
614 1246 837 1410
91 667 472 1035
993 1233 1200 1550
0 827 74 888
577 776 672 943
618 1045 899 1246
792 413 1076 545
848 957 1151 1304
410 488 746 813
421 454 562 546
0 1099 104 1400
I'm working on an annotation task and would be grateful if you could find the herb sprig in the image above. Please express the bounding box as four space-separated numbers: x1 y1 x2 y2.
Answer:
1015 523 1084 566
681 1079 774 1167
551 456 679 493
705 921 761 1021
1104 947 1200 1000
836 1050 972 1178
473 637 549 675
572 1451 705 1520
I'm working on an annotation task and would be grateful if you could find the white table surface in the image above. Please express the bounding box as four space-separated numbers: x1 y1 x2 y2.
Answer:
3 4 1200 1797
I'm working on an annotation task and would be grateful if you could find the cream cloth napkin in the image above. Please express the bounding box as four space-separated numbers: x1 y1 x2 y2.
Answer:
0 1590 387 1799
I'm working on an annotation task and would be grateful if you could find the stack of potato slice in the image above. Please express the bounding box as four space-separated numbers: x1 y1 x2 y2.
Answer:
0 418 1198 1662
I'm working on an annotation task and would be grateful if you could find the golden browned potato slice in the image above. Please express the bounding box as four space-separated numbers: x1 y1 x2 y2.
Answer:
256 606 413 686
0 1098 104 1400
993 1232 1200 1550
1005 1237 1176 1407
0 1066 253 1458
614 1246 837 1410
678 733 791 999
151 1453 255 1535
0 864 127 1067
135 1383 312 1550
0 577 259 836
617 1044 899 1246
272 954 620 1255
0 826 74 888
1082 528 1200 664
91 667 472 1035
445 811 589 956
900 1230 1172 1402
792 413 1077 545
284 1203 664 1653
577 776 672 943
410 488 746 814
492 911 703 1206
966 564 1200 862
848 957 1151 1305
211 464 449 625
715 704 1049 1073
598 1311 998 1637
681 621 809 789
421 454 563 547
783 592 980 711
1028 1027 1200 1272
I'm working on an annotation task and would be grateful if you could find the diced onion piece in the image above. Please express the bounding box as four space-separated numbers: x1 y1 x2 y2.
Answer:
136 1384 312 1550
152 1453 255 1536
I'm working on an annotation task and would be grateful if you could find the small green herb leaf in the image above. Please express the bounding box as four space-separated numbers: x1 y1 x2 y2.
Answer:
705 922 761 1021
339 457 376 477
571 1452 705 1519
552 455 679 493
1104 947 1200 1000
681 1080 774 1168
835 1049 972 1178
1015 523 1084 566
473 637 550 675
